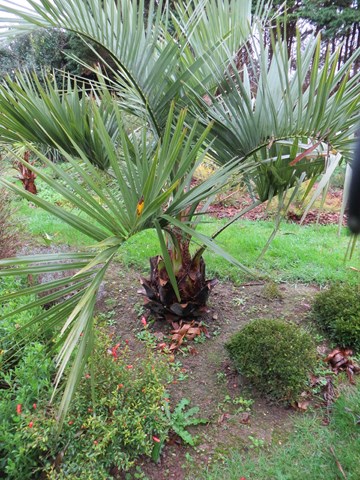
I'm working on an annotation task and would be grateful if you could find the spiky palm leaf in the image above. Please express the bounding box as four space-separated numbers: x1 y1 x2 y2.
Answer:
0 72 118 169
0 105 256 424
0 0 262 136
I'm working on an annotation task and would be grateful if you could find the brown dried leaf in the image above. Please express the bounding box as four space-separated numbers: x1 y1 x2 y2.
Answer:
296 400 310 411
310 374 321 387
346 366 356 385
217 413 230 424
188 346 198 355
239 412 251 424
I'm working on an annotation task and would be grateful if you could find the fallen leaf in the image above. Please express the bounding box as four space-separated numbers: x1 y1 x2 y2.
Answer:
217 413 230 424
239 412 251 424
296 400 310 411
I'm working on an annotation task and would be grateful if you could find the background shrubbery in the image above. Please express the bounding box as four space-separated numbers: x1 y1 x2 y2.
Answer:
312 284 360 351
226 318 317 402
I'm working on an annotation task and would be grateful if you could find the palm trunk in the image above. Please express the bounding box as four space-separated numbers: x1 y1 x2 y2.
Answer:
140 237 217 321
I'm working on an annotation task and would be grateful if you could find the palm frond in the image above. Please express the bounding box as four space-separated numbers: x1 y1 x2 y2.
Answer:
191 31 360 172
0 0 263 133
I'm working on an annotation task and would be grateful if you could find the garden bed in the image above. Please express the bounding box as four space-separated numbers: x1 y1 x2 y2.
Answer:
98 264 320 479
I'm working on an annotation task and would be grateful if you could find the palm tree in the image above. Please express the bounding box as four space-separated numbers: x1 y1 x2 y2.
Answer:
0 0 359 423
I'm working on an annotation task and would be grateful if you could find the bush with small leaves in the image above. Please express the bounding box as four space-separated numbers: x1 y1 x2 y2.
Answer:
226 319 317 403
312 283 360 351
0 328 171 479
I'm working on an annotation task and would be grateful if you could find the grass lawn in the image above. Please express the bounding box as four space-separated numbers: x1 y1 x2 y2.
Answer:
16 196 360 285
202 382 360 480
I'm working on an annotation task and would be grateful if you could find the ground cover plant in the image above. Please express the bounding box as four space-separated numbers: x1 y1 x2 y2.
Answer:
202 382 360 480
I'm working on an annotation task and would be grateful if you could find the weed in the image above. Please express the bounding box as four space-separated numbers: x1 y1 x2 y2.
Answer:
133 302 145 317
194 332 207 344
232 396 253 412
261 281 283 300
166 398 207 447
217 394 253 413
216 372 227 384
177 371 189 381
232 296 247 306
135 329 158 349
248 435 265 449
97 310 116 327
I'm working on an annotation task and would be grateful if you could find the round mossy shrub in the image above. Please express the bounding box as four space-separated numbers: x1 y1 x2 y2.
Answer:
312 284 360 351
225 319 317 402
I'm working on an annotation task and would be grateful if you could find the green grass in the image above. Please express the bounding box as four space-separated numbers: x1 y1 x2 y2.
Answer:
16 198 95 248
117 220 359 285
15 194 360 284
200 382 360 480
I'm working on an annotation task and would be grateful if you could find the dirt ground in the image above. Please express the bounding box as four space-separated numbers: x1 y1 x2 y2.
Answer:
97 265 321 480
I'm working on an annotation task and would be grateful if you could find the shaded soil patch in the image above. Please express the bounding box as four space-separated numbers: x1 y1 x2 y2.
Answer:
98 264 320 480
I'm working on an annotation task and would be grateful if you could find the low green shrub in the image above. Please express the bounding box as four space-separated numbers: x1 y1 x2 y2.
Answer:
0 277 44 371
312 284 360 351
225 318 317 402
0 329 171 479
0 342 54 479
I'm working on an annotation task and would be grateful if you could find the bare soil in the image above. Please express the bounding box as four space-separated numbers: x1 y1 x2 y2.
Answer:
98 264 321 480
208 187 345 225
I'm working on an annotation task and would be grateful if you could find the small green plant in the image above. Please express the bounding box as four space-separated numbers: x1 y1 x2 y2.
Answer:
166 398 207 447
248 435 265 449
232 296 247 306
216 371 227 384
97 309 116 326
226 319 317 403
261 281 283 300
136 329 158 348
217 394 253 413
194 332 207 344
232 396 253 412
312 283 360 351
